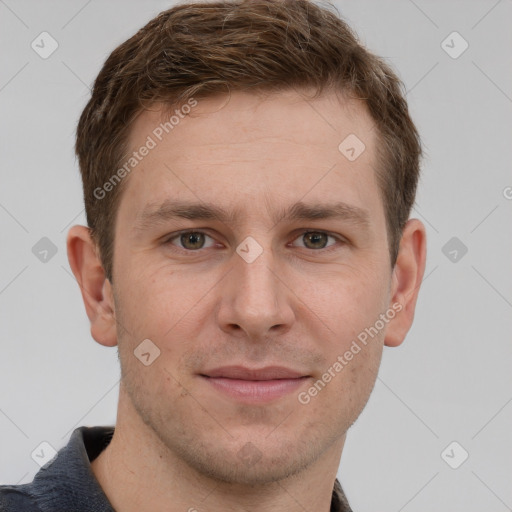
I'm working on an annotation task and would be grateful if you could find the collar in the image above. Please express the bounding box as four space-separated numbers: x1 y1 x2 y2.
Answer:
22 426 352 511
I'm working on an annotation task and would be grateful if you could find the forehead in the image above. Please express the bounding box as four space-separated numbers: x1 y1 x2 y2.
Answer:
117 89 383 229
131 89 377 155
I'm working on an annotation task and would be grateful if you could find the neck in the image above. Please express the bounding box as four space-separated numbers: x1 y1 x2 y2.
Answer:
91 388 346 512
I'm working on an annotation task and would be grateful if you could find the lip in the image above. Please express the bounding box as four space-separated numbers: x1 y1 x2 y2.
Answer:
202 365 306 380
199 366 310 403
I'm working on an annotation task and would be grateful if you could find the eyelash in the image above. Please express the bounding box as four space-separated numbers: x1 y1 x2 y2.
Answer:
163 229 346 253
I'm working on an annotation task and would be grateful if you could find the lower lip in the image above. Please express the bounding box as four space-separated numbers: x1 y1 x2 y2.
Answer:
202 376 308 403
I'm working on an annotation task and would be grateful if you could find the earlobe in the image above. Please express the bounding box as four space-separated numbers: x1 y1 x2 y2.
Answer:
384 219 427 348
66 225 118 347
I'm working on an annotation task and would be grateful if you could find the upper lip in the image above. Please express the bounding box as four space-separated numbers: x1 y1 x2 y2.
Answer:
201 366 308 380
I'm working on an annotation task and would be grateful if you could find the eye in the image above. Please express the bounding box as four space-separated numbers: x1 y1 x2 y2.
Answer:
164 229 343 253
291 231 339 250
167 231 217 251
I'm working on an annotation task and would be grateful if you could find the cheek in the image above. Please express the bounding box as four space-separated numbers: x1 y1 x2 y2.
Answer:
303 267 389 400
311 319 384 413
300 264 389 339
297 335 383 436
115 260 198 333
114 263 218 381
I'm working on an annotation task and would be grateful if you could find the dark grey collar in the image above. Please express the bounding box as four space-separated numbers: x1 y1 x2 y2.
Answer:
2 426 353 512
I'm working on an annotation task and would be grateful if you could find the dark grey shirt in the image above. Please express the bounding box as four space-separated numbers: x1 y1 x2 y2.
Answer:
0 426 353 511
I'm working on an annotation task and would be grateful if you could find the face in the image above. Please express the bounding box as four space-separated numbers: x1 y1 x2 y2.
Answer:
110 89 395 484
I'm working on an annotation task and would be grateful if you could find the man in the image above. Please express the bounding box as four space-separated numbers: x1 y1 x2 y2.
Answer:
0 0 426 510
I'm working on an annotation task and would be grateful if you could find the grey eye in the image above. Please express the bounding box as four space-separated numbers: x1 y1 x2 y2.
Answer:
168 231 216 250
292 231 337 250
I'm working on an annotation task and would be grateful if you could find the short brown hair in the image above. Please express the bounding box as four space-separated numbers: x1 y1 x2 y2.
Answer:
76 0 422 281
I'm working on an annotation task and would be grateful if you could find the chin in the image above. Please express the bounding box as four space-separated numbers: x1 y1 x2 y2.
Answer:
171 433 330 486
188 452 311 486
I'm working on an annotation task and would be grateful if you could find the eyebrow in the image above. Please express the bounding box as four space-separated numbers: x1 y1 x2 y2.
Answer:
133 199 370 233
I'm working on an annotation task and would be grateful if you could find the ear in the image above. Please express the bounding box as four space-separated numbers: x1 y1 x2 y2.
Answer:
66 225 117 347
384 218 427 347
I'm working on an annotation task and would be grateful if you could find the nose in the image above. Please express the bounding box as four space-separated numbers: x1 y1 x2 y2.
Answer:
216 244 295 340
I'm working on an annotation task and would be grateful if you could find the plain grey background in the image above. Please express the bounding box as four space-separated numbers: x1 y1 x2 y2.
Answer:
1 0 511 510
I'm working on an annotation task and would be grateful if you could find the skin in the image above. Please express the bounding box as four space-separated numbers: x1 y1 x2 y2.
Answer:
67 88 426 512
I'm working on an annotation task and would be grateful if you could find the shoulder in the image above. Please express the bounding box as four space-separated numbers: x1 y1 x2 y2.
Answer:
0 485 42 511
0 426 115 512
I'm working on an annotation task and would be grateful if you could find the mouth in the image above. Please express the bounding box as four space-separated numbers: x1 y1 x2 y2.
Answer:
199 366 311 403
